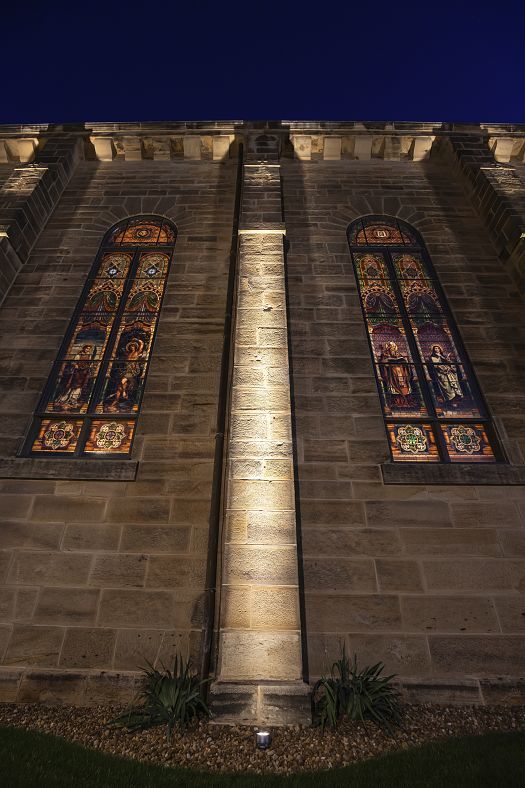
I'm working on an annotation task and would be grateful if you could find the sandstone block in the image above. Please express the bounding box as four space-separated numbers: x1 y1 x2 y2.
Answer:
423 559 512 591
120 524 191 554
246 510 296 545
347 634 430 677
494 596 525 632
366 500 452 528
429 635 525 676
31 496 105 523
227 480 294 511
90 554 147 588
146 557 206 589
223 545 299 586
401 596 499 633
18 670 86 704
306 594 401 632
250 586 300 630
218 631 302 681
98 590 175 628
301 500 365 526
301 527 401 557
34 588 100 625
0 521 63 550
220 586 251 629
8 552 92 586
0 668 22 701
376 559 424 592
400 527 500 556
303 557 376 592
106 497 170 524
59 627 116 669
451 503 520 528
4 625 64 667
63 523 121 552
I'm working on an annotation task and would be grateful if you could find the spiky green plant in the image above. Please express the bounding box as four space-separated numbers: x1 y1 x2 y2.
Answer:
312 646 402 733
109 655 210 741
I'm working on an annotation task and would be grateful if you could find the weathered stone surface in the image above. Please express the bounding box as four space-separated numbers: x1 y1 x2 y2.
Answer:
4 625 64 667
429 635 525 675
34 588 100 625
401 596 500 633
59 627 116 668
218 631 302 681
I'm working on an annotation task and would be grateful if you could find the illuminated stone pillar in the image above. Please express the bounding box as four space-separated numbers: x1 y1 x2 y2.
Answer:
210 140 310 724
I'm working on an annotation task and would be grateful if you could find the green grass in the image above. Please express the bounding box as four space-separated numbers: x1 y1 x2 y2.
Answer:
0 726 524 787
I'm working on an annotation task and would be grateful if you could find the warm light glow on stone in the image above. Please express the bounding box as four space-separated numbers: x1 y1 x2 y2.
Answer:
217 223 303 682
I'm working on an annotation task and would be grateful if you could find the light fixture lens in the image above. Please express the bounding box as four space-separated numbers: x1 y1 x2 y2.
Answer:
255 730 271 749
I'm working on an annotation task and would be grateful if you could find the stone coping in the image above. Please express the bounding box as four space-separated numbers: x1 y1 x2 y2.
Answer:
0 457 138 481
381 462 525 486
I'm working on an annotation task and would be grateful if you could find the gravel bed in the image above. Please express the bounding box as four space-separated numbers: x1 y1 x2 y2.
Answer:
0 703 524 774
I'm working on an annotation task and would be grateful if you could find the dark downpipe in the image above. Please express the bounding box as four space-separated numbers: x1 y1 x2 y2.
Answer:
199 142 244 688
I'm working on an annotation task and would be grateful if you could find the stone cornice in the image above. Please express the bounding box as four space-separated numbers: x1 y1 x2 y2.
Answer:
0 121 524 164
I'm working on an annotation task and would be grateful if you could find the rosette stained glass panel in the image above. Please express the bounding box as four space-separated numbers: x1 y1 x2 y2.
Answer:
27 215 176 457
348 215 501 463
84 420 135 454
31 419 83 453
440 424 496 463
387 423 439 462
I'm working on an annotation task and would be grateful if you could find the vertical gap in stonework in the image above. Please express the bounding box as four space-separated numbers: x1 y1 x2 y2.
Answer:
199 141 244 687
283 230 309 684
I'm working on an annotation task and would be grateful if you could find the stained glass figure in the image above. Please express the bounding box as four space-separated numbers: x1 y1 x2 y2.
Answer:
348 215 501 463
26 216 175 457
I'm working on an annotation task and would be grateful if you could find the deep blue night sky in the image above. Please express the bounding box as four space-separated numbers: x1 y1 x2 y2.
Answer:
2 0 523 124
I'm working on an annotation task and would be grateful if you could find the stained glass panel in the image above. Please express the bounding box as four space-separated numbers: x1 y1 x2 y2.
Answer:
353 252 390 283
84 420 135 454
387 423 439 462
31 419 83 453
349 215 501 464
63 316 114 361
400 279 443 317
367 318 415 364
391 252 431 280
411 318 463 370
376 365 427 417
26 216 175 458
440 423 496 463
44 361 100 414
93 252 133 279
423 364 483 419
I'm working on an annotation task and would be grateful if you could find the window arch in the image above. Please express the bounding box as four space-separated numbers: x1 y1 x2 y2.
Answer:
348 215 502 463
24 215 176 457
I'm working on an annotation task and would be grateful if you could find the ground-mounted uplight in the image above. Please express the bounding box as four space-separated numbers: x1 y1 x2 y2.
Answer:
255 730 271 749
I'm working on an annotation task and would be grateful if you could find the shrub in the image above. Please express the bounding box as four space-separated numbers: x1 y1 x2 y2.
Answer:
312 646 402 733
109 655 210 741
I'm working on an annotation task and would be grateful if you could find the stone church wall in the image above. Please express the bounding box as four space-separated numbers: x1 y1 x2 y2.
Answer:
283 156 525 703
0 157 235 702
0 123 523 711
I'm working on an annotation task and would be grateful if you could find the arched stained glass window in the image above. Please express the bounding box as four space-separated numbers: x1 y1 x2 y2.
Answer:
24 215 176 457
348 215 503 463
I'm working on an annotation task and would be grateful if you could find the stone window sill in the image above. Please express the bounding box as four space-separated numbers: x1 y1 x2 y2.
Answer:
0 457 138 481
381 462 525 486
